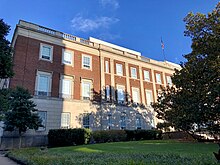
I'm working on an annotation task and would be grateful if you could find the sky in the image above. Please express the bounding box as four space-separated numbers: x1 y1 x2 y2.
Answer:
0 0 219 64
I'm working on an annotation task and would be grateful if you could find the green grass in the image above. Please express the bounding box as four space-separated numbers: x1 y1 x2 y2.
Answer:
8 140 219 165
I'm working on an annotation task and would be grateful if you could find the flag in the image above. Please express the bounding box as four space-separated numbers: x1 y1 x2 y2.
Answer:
161 38 164 50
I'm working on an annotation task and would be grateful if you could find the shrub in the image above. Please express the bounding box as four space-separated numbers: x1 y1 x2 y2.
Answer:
48 128 91 147
92 130 127 143
125 130 162 141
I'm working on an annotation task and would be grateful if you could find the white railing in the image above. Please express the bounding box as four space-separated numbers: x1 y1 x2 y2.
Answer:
63 33 76 41
38 26 56 35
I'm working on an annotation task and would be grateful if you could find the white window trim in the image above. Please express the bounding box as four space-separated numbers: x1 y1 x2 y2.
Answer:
82 54 92 70
132 87 140 103
156 73 162 84
62 49 74 66
166 76 172 87
106 85 110 101
37 111 47 131
136 116 141 129
61 112 71 128
105 61 109 73
35 71 52 96
145 90 153 106
116 63 123 76
83 113 90 128
81 79 93 100
120 113 126 129
131 67 137 79
116 84 125 103
143 70 150 81
59 75 74 99
39 43 53 62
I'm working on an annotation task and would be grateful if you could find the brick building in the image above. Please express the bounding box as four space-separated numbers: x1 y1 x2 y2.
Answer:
9 20 180 135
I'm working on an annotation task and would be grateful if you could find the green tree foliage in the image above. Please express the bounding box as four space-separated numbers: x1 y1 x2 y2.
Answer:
0 19 13 79
0 88 11 120
4 87 42 147
153 3 220 137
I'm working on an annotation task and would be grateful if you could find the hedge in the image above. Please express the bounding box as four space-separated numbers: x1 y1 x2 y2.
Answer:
48 128 91 147
92 130 127 143
125 130 162 141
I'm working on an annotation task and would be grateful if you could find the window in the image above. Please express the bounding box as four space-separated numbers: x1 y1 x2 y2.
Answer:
107 114 112 130
40 43 53 61
83 113 90 128
82 55 92 69
36 71 52 96
156 73 162 84
166 76 172 86
144 70 150 81
136 116 141 129
132 87 140 103
106 85 110 101
82 80 92 100
116 63 123 76
117 85 125 103
131 67 137 79
62 49 73 65
61 112 70 128
60 75 73 99
37 111 47 131
120 113 126 129
105 61 109 73
146 90 153 106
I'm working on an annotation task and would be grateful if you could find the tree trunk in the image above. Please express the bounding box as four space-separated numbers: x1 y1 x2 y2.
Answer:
19 131 22 149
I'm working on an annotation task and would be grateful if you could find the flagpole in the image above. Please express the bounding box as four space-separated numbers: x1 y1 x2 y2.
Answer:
161 37 166 61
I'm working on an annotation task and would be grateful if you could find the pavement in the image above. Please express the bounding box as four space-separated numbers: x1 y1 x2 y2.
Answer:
0 154 18 165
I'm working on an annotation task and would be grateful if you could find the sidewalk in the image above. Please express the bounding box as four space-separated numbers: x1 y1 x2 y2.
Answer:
0 154 18 165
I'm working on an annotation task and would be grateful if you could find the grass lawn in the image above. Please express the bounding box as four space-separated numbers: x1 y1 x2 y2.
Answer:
8 140 219 165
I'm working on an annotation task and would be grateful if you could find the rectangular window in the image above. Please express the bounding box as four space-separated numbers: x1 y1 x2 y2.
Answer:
60 77 73 98
117 85 125 103
82 80 92 100
108 114 112 129
120 114 126 130
136 116 141 129
36 71 52 96
166 76 172 86
40 43 53 61
62 49 73 65
83 113 90 129
144 70 150 81
146 90 153 106
105 61 109 73
37 111 47 131
132 87 140 103
106 85 110 101
131 67 137 79
82 55 92 69
116 63 123 76
61 112 70 128
156 73 162 84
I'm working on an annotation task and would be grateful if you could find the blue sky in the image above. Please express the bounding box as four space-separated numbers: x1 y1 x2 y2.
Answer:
0 0 218 64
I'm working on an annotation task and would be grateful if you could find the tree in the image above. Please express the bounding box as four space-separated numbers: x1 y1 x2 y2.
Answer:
153 2 220 139
4 87 42 148
0 88 11 120
0 19 14 80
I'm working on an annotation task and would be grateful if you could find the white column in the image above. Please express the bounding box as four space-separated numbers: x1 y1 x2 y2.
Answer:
162 72 167 87
110 59 115 101
139 67 145 104
125 63 131 101
100 55 105 100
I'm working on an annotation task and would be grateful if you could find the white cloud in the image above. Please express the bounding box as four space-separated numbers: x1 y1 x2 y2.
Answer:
71 14 119 32
99 0 119 10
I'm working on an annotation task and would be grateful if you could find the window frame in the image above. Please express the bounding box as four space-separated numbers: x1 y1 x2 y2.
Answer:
82 54 92 70
61 112 71 129
143 70 150 81
59 75 74 99
105 61 109 73
116 63 123 76
166 76 172 86
145 90 153 106
120 113 126 130
130 67 137 79
39 43 53 62
116 84 125 103
81 79 93 100
62 49 74 66
136 115 141 130
37 111 47 131
35 71 52 96
105 85 110 101
83 113 90 129
132 87 140 103
156 73 162 84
